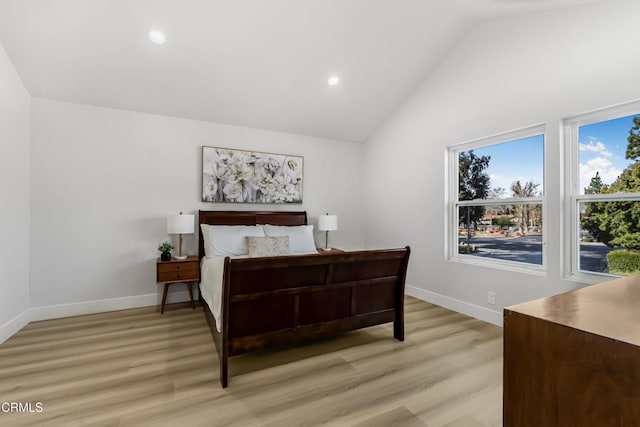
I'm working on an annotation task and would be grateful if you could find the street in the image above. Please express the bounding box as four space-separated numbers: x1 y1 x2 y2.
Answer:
461 235 613 272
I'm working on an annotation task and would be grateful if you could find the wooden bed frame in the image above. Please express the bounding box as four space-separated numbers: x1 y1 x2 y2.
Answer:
198 210 411 387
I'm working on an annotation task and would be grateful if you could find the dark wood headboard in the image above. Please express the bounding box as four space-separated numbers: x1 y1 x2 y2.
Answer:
198 210 308 259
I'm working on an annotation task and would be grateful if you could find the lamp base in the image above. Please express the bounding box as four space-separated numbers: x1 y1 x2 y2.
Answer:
173 255 187 260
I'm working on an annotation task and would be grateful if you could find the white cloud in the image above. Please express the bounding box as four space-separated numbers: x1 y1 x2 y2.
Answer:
579 156 622 191
489 174 510 192
579 140 612 157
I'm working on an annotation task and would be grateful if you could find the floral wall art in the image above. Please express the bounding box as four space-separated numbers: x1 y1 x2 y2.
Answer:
202 146 304 204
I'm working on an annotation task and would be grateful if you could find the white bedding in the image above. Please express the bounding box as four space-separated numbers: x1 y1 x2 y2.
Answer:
200 255 242 332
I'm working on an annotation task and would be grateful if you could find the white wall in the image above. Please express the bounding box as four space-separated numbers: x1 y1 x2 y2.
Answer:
0 40 30 340
363 0 640 324
30 99 365 310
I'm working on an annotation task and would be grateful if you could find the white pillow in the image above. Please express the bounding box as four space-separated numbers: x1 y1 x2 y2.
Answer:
263 224 318 254
246 236 290 257
201 225 265 257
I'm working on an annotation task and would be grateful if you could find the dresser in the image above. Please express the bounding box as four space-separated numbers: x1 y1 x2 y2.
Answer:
503 274 640 426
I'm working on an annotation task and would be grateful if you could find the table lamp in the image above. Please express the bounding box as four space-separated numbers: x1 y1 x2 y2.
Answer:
167 212 194 260
318 213 338 250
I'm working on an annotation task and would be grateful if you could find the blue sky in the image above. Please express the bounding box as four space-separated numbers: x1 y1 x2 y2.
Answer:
463 135 544 198
461 114 639 198
578 114 637 193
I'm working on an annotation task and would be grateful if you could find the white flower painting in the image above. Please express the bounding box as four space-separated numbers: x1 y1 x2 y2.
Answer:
202 146 303 204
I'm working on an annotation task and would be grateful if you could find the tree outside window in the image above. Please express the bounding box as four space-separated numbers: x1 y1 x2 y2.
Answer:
451 128 544 269
574 113 640 276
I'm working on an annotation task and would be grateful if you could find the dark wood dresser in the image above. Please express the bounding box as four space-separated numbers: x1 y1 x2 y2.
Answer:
504 274 640 426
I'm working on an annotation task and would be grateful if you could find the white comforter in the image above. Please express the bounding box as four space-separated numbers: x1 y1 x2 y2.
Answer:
200 255 243 332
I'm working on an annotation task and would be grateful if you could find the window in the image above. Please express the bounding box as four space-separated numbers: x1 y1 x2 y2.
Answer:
564 102 640 280
448 125 545 273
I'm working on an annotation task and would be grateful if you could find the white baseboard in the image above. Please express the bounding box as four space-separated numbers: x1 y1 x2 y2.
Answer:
0 309 32 345
0 288 197 344
29 293 158 322
29 288 196 322
406 285 503 327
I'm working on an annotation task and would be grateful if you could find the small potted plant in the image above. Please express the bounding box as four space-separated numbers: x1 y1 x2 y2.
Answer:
158 241 174 261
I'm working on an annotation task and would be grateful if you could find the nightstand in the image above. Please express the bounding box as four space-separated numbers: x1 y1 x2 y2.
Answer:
156 255 199 314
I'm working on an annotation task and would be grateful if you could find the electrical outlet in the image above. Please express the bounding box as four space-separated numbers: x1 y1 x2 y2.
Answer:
488 291 496 305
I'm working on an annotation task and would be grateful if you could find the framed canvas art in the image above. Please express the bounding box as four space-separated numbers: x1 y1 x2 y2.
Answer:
202 146 303 204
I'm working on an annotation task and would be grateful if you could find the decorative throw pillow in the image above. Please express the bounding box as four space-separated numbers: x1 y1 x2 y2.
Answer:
246 236 290 257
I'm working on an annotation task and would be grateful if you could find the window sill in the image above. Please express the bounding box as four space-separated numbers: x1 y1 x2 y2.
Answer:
563 270 621 285
448 254 547 277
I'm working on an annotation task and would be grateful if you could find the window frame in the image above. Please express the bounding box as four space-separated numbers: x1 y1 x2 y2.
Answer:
446 124 547 275
563 100 640 283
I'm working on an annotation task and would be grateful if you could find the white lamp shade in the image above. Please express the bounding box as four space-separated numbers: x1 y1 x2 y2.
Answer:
167 214 195 234
318 214 338 231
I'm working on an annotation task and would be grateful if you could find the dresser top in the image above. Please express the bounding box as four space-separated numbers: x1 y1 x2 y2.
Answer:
505 274 640 347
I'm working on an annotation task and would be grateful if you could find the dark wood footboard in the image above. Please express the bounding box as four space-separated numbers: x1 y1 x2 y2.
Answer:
203 247 410 387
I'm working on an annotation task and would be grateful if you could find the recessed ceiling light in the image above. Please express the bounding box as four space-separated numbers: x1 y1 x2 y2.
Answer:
328 75 340 86
148 30 166 44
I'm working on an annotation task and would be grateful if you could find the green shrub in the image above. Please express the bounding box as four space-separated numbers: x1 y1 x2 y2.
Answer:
458 243 477 254
492 216 512 228
607 249 640 275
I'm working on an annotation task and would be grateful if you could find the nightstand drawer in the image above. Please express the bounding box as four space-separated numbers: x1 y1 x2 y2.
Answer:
158 269 198 282
156 258 199 283
157 262 198 274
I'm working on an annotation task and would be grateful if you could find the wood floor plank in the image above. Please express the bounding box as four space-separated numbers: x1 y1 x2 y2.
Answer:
351 406 429 427
0 297 502 426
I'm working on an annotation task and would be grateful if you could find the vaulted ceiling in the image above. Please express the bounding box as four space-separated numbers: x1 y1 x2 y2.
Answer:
0 0 608 141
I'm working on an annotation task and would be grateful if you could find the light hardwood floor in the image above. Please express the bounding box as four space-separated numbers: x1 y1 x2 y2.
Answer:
0 297 502 426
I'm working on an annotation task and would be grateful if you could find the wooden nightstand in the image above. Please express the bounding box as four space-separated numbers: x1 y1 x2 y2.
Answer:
156 255 199 314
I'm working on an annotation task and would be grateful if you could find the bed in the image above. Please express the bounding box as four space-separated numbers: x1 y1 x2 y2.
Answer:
198 210 411 387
